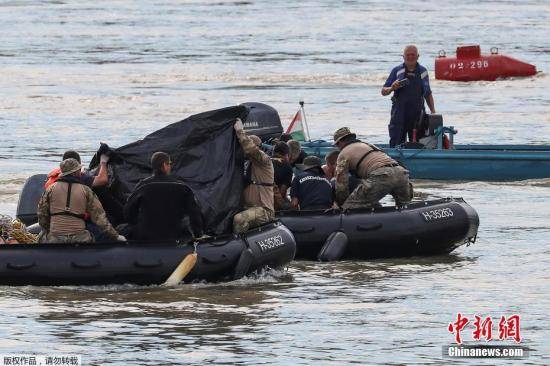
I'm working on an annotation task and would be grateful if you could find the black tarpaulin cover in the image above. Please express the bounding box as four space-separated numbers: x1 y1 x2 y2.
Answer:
92 105 248 235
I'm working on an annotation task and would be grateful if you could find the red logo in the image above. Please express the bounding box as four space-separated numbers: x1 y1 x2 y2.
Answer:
449 314 521 344
499 315 521 343
448 313 469 344
473 315 493 341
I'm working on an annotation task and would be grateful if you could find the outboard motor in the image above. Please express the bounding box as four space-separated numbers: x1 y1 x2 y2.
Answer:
241 102 283 142
417 114 444 149
16 174 47 226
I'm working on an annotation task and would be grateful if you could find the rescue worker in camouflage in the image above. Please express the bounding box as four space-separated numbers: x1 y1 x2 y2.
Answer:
333 127 411 209
38 158 125 243
233 118 275 233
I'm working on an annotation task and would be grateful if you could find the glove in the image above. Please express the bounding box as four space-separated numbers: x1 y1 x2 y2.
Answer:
116 235 127 242
193 234 211 242
100 154 110 164
234 118 244 132
97 142 111 156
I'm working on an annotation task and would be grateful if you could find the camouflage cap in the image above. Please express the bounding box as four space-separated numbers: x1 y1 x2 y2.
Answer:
296 155 322 171
333 127 356 145
59 158 82 177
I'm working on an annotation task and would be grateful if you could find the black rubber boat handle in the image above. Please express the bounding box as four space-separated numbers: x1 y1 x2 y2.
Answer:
290 226 315 234
356 223 383 231
7 262 36 270
71 261 100 269
134 259 163 268
201 254 228 264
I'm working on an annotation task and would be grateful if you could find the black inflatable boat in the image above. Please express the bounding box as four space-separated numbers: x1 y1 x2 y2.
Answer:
277 197 479 260
0 222 296 286
17 175 478 263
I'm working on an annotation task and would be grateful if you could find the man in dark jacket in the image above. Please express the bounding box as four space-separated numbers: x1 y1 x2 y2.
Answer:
290 156 333 210
272 141 293 210
124 152 204 241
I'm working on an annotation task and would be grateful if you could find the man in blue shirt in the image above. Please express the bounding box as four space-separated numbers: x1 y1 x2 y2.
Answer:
381 45 436 147
290 156 333 210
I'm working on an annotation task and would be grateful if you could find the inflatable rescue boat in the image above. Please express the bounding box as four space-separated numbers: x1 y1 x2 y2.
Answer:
16 175 478 264
435 45 537 81
0 222 296 286
278 198 479 260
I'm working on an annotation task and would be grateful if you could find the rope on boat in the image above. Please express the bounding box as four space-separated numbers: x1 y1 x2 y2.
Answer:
0 214 38 244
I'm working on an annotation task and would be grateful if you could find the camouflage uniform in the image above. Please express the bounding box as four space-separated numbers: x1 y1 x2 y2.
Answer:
41 230 93 244
233 206 275 234
333 127 411 209
234 131 275 233
38 161 119 243
337 163 411 209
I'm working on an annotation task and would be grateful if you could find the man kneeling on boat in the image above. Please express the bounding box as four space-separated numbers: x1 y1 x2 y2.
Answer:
333 127 412 209
37 158 125 243
123 152 205 242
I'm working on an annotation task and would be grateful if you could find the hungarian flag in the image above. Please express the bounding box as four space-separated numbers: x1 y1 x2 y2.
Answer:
285 108 307 141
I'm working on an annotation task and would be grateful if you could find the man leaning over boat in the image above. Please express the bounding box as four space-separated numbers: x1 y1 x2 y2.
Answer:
37 158 125 243
333 127 412 209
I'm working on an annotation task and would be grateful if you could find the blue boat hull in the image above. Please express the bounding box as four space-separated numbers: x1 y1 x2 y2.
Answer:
301 141 550 181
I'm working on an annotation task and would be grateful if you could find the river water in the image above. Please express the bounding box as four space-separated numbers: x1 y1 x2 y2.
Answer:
1 1 549 365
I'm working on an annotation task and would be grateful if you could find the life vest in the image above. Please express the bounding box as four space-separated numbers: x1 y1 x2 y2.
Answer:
49 177 87 221
346 140 389 178
48 176 91 221
45 168 61 189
